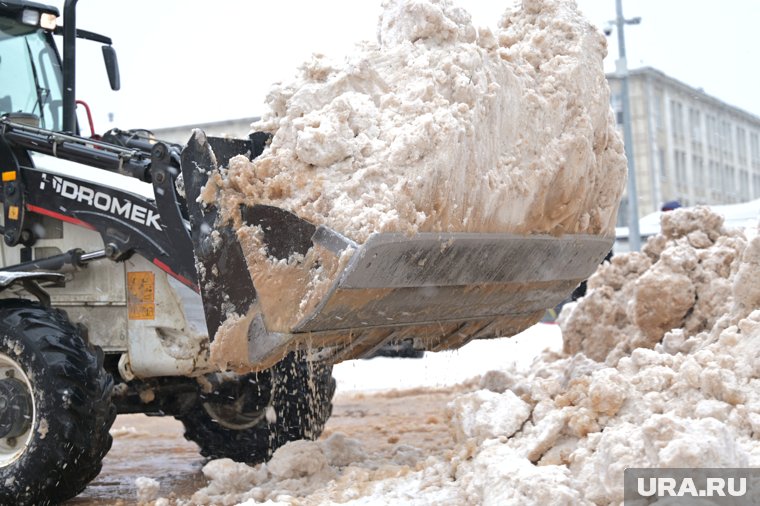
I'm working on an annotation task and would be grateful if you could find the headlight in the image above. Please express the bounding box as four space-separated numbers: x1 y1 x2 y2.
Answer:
20 8 40 27
40 13 58 31
19 9 58 31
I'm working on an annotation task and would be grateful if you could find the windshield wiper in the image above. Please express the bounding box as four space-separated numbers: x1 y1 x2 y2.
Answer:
24 38 49 128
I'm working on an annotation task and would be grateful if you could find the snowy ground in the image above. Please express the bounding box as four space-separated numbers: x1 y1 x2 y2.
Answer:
333 323 562 392
70 323 561 505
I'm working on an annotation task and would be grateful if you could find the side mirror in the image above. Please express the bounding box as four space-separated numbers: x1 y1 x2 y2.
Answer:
101 45 120 91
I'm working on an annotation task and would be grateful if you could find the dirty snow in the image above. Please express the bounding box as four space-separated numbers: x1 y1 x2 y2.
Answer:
136 477 161 504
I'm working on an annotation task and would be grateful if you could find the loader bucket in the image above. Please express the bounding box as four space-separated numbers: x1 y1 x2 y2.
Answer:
181 131 613 370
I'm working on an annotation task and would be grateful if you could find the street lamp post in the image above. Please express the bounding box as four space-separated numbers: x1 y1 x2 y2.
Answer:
611 0 641 251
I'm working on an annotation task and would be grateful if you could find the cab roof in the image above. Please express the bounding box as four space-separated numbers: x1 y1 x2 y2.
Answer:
0 0 59 17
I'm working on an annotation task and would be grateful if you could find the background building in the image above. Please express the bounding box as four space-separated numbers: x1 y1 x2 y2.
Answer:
608 67 760 225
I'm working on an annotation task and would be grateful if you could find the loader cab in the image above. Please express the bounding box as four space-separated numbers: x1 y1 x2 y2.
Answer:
0 1 64 131
0 0 121 135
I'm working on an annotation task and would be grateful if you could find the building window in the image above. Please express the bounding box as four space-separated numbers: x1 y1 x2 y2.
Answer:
720 121 734 157
751 132 760 168
675 150 688 192
709 160 720 194
653 91 664 131
737 127 747 165
706 115 719 156
689 108 702 145
739 169 750 200
671 100 684 140
692 155 705 195
724 165 736 201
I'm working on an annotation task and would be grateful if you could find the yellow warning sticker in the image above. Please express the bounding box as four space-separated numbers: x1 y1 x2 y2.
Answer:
1 171 16 182
127 271 155 320
8 206 18 220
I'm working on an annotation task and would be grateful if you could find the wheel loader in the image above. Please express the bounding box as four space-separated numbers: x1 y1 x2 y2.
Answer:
0 1 614 504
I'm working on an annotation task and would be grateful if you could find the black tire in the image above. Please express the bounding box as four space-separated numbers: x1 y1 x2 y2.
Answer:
177 352 335 463
0 299 115 506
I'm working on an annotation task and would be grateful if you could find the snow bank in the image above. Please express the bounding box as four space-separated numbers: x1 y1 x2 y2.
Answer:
451 205 760 505
561 205 746 363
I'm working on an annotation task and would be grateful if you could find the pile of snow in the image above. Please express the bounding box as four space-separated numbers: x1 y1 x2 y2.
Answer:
135 477 161 504
473 205 760 504
563 205 748 363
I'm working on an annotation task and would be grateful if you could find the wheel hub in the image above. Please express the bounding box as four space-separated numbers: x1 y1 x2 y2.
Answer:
200 374 272 430
0 352 35 467
0 377 33 439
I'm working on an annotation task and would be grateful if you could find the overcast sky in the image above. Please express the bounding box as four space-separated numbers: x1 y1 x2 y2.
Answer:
46 1 760 132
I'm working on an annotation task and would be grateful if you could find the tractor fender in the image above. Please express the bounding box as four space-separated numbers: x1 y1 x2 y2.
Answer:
0 271 64 305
